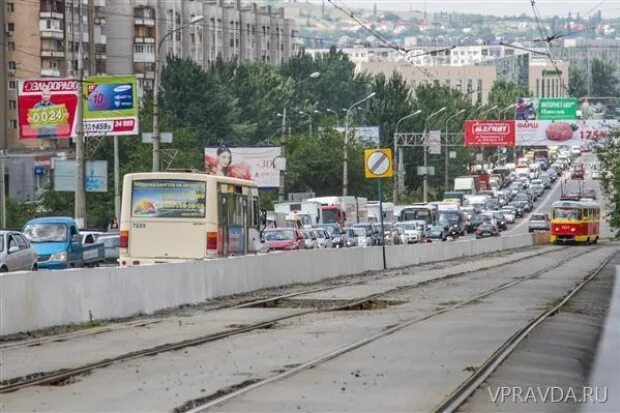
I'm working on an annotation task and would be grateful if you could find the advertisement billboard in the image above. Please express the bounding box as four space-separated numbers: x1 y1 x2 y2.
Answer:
515 97 578 120
204 146 281 189
515 119 618 146
464 120 516 147
17 78 80 139
131 180 206 218
54 160 108 192
333 126 380 146
83 75 139 136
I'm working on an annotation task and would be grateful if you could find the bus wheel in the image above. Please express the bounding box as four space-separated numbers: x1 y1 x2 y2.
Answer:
586 237 591 245
593 237 598 244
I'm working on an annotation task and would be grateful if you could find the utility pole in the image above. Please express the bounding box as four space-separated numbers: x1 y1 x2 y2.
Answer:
88 0 96 76
74 0 87 229
0 0 7 228
278 106 286 202
343 92 375 196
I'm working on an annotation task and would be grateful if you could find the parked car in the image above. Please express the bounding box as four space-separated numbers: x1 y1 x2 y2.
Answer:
343 228 359 248
491 211 509 231
352 223 380 246
528 213 550 232
0 230 38 272
467 213 488 233
476 221 500 239
262 228 305 251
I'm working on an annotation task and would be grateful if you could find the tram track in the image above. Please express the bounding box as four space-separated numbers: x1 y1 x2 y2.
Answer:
433 253 615 413
0 244 577 394
179 245 608 413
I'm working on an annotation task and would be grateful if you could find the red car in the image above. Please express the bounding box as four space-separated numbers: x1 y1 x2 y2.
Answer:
262 228 305 251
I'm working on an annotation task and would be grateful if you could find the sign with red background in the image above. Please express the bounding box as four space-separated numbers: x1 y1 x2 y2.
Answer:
464 120 516 147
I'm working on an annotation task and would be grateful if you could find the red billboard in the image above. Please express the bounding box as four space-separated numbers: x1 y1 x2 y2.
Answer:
464 120 516 147
17 78 80 140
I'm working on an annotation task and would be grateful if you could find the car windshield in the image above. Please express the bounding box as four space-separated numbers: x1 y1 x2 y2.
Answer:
22 223 68 242
553 208 581 221
264 230 295 241
315 225 339 235
531 214 546 221
396 223 417 230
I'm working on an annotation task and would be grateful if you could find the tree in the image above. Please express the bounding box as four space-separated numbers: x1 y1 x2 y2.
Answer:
590 58 619 97
569 66 587 98
488 80 531 118
596 133 620 238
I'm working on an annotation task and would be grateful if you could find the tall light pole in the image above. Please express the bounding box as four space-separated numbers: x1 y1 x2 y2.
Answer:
326 108 340 127
299 111 312 136
444 109 466 193
497 103 516 166
343 92 376 196
153 15 204 172
423 107 446 203
476 105 497 169
279 71 320 202
393 109 422 203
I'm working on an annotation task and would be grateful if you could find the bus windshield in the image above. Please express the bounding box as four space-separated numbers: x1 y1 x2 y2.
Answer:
322 209 337 224
553 208 581 221
439 212 460 226
131 179 206 218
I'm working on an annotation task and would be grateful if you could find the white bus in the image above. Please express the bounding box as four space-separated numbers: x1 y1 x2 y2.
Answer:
119 172 262 266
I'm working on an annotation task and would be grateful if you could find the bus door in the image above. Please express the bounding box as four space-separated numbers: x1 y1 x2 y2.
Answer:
218 185 249 256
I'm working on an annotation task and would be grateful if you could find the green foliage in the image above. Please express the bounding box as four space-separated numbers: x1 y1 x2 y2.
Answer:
596 134 620 238
568 67 587 98
488 80 531 117
590 58 619 98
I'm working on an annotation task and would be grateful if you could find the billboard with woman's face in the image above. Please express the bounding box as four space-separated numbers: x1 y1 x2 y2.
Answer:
204 146 281 188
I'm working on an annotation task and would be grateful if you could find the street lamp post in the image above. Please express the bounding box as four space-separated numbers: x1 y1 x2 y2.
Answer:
393 110 422 203
476 105 498 169
299 111 312 136
153 15 204 172
497 104 516 166
343 92 376 196
444 109 466 193
326 108 339 127
279 71 320 202
423 107 447 203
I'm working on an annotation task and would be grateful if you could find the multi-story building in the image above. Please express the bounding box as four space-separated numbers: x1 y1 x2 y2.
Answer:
559 38 620 95
106 0 298 94
307 44 529 67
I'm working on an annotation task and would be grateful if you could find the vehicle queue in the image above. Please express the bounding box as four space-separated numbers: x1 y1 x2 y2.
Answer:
0 144 602 272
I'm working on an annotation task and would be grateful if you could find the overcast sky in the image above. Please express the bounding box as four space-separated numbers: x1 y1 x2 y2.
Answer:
311 0 620 18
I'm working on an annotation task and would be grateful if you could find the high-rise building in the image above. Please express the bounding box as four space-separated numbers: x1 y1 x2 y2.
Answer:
106 0 298 95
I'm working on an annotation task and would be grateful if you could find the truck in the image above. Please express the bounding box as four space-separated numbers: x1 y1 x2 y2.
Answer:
453 176 480 195
21 217 105 269
274 200 324 226
305 196 368 227
367 201 393 224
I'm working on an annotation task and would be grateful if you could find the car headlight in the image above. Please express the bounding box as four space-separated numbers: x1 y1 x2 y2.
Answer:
49 251 67 262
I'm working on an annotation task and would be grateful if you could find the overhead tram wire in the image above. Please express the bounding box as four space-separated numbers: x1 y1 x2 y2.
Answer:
529 0 570 95
327 0 440 81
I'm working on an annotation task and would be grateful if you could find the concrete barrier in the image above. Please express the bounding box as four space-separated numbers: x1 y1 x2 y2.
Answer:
0 233 534 335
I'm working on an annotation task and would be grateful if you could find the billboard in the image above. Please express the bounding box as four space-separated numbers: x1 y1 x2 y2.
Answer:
83 75 139 136
17 78 80 139
515 120 618 146
204 146 281 188
131 180 206 218
515 97 578 120
464 120 516 147
334 126 380 146
54 160 108 192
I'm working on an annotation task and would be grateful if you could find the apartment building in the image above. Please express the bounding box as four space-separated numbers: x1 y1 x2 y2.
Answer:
105 0 298 94
307 44 529 66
